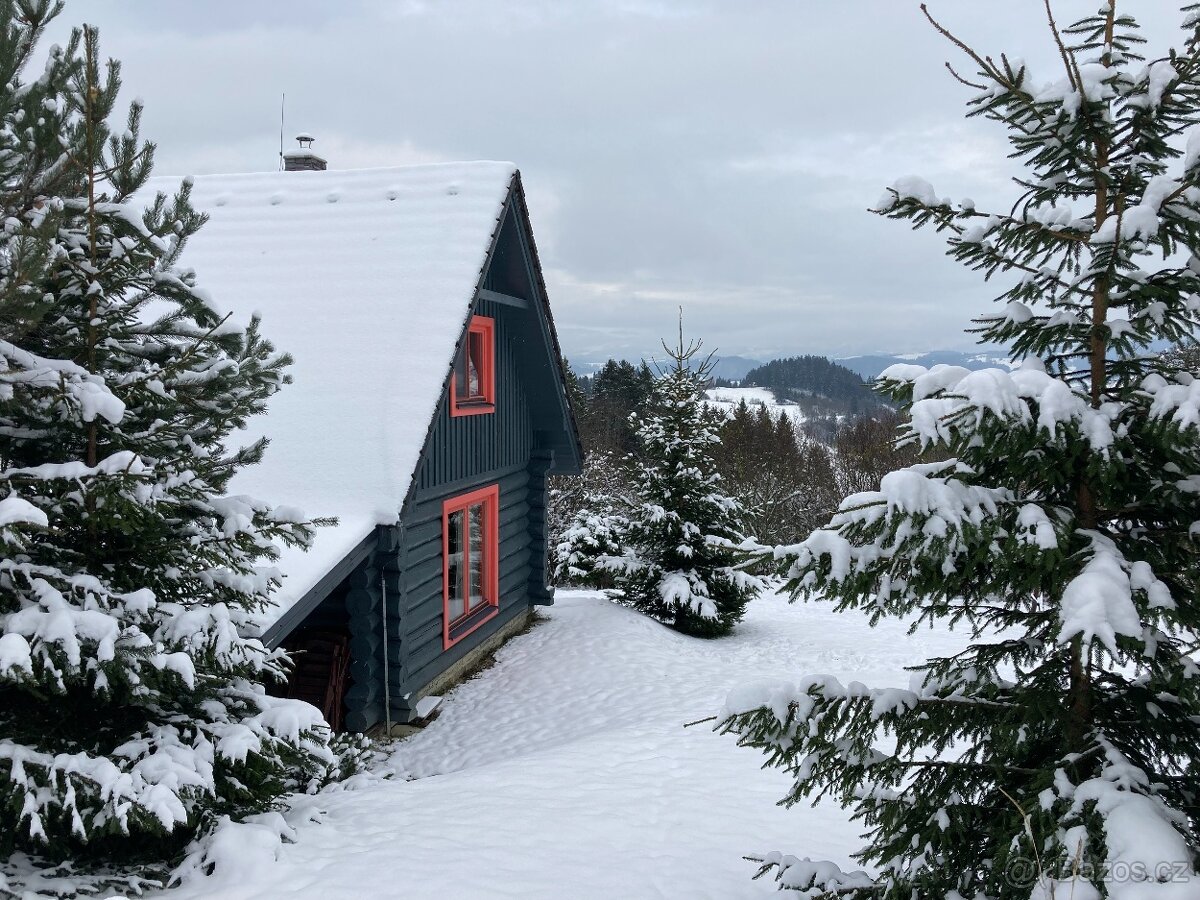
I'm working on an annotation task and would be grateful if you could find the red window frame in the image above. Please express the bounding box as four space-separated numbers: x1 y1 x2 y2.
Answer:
450 315 495 417
442 483 500 649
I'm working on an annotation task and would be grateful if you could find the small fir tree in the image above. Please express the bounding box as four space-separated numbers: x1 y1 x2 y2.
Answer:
0 5 335 875
562 324 763 637
553 500 627 590
550 450 630 588
723 3 1199 897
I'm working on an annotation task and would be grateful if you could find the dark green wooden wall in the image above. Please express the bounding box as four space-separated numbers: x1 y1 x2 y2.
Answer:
414 296 534 493
342 300 553 729
390 291 542 722
335 187 577 732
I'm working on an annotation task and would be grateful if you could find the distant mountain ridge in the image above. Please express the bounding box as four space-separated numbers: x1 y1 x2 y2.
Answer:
569 349 1014 383
569 349 1016 407
571 354 762 381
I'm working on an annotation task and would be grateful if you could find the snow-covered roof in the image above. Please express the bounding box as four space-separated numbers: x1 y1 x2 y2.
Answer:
144 162 518 630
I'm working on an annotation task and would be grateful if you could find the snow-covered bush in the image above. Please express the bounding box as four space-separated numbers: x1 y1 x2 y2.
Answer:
0 4 336 876
553 503 626 589
548 450 631 586
723 3 1199 897
561 332 764 637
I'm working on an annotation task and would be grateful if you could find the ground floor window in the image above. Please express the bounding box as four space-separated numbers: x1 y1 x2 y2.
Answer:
443 483 500 648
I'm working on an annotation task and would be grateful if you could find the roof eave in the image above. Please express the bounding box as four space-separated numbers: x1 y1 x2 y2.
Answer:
507 170 586 471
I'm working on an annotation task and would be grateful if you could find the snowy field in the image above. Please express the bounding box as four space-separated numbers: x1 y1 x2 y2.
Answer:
703 386 803 423
152 590 969 900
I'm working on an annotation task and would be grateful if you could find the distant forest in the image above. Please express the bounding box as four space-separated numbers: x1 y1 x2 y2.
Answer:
553 354 920 556
740 355 890 420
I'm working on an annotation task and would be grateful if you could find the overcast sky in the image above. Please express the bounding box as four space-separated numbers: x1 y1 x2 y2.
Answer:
51 1 1184 363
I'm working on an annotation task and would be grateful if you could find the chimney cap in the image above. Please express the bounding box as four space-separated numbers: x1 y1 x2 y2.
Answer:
295 132 316 148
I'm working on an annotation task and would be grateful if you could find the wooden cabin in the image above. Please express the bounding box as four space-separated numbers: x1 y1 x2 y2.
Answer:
151 160 582 731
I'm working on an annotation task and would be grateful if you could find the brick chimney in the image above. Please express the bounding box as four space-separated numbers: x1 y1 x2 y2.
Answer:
284 133 327 172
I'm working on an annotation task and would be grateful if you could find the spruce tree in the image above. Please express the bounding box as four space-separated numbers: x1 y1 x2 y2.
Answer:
562 326 763 636
723 3 1199 896
0 6 335 874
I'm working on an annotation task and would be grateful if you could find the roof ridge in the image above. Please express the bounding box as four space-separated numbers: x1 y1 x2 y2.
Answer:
152 159 518 183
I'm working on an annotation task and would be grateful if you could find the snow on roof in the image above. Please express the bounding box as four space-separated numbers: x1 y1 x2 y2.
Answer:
144 161 518 630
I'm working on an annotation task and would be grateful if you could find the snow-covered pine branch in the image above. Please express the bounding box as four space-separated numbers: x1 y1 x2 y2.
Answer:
726 3 1200 897
0 6 340 883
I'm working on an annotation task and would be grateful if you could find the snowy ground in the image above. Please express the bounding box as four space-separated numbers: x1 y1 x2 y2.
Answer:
703 386 804 423
156 590 970 900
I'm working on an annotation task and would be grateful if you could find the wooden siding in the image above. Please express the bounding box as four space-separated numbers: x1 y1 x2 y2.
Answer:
383 292 540 722
391 469 532 699
415 296 533 492
342 530 388 732
330 185 580 732
526 448 554 605
482 190 581 473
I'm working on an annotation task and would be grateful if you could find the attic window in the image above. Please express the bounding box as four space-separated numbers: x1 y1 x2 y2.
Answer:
442 484 500 649
451 315 495 416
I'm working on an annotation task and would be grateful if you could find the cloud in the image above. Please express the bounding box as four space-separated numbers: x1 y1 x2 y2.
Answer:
725 122 1014 208
50 0 1189 361
544 268 986 364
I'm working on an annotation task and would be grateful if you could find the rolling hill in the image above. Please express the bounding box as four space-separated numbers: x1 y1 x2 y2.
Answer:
742 355 889 420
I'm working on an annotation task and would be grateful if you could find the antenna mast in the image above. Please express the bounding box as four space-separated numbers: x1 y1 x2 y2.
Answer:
278 92 286 171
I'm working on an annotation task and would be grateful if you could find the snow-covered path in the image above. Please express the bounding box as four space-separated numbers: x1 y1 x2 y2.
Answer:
161 591 968 900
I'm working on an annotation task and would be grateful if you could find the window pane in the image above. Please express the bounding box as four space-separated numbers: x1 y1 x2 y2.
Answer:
454 333 486 402
468 502 485 610
455 349 470 401
467 332 483 398
447 508 466 621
